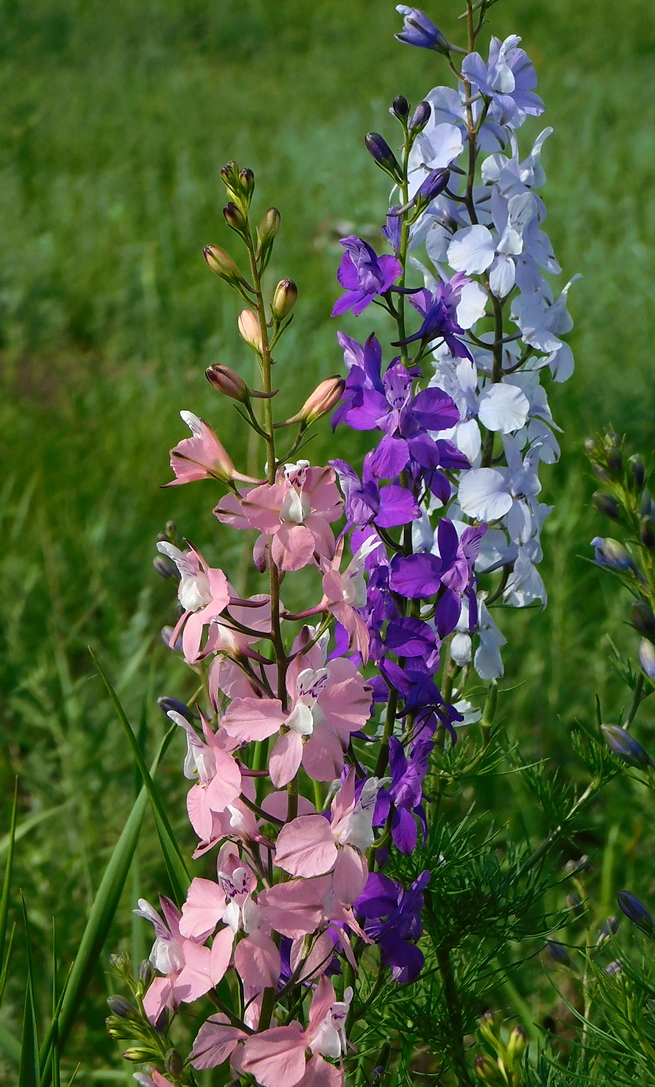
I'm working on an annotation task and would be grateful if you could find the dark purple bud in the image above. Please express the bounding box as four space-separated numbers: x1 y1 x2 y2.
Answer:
223 201 247 234
239 167 255 197
617 890 655 938
566 893 584 918
395 6 451 55
157 696 198 721
592 491 622 520
592 463 613 483
585 436 601 458
153 554 178 580
602 724 654 769
597 914 620 946
628 454 646 491
632 601 655 640
606 447 623 474
107 996 134 1018
640 516 655 548
138 959 155 986
641 488 654 517
605 959 623 975
415 168 449 205
409 100 431 132
165 1050 184 1076
392 95 409 119
365 133 402 180
545 940 571 965
639 638 655 682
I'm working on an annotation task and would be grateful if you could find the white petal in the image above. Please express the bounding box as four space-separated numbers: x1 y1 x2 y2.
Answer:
478 383 530 434
489 253 516 298
448 225 495 275
458 468 513 521
456 280 488 329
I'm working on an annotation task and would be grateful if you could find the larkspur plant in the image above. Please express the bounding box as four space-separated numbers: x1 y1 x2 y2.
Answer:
89 5 654 1087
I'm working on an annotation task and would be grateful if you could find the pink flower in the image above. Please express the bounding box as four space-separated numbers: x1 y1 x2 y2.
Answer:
215 462 342 572
189 1013 248 1072
165 411 236 486
156 542 230 662
167 711 242 841
134 896 230 1024
274 769 379 905
239 977 350 1087
320 536 381 662
221 645 372 788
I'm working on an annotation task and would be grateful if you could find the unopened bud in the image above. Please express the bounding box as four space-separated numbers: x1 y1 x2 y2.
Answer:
566 893 584 917
409 100 431 132
591 537 635 571
157 696 197 721
365 133 402 180
123 1046 159 1063
640 516 655 548
165 1049 184 1076
109 952 131 975
392 95 409 119
641 488 654 516
617 890 655 939
632 601 655 640
564 855 589 875
220 161 254 206
223 201 247 234
639 638 655 682
239 167 255 199
206 363 249 402
602 724 654 769
606 447 623 474
107 996 134 1018
605 959 623 975
238 308 264 352
592 463 613 483
106 1018 132 1040
153 554 178 580
592 491 621 520
473 1054 503 1086
272 279 298 320
204 244 246 288
628 454 646 491
597 914 620 945
545 940 571 965
138 959 155 987
292 376 345 425
585 436 601 459
505 1025 527 1063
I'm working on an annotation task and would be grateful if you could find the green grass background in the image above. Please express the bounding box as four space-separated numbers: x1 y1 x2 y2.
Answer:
2 0 655 1079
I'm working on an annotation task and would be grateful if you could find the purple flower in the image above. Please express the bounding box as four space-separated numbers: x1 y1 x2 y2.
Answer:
355 870 431 982
617 891 655 939
332 236 402 317
381 657 463 740
393 273 480 359
395 6 449 54
374 736 432 854
461 35 544 128
332 457 420 529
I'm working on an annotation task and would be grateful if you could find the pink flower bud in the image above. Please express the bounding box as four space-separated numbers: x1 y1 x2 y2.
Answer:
205 364 249 402
203 245 243 285
272 278 298 319
290 376 345 425
238 308 264 352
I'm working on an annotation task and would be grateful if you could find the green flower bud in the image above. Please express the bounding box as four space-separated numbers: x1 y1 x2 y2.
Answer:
223 201 248 235
204 244 248 290
592 491 621 520
257 207 281 268
123 1045 159 1062
272 278 298 319
631 601 655 640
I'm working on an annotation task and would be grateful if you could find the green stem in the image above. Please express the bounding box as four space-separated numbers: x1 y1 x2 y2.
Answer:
436 944 473 1086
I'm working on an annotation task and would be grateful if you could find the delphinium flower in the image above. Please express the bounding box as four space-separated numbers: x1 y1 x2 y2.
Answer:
109 7 575 1086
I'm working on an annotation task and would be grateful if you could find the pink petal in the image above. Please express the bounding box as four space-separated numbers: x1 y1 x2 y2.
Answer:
242 483 286 532
222 697 287 742
258 879 325 939
308 976 337 1037
275 816 338 878
143 976 174 1024
291 931 335 983
234 930 281 989
302 727 345 782
261 791 316 823
269 730 303 788
214 491 252 530
205 750 242 812
174 942 213 1003
241 1023 308 1087
187 784 215 841
332 845 367 907
298 1055 344 1087
210 925 235 985
318 660 372 737
190 1013 246 1070
272 524 316 572
179 877 227 941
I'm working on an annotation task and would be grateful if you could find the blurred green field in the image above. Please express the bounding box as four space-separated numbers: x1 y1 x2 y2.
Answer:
3 0 655 1080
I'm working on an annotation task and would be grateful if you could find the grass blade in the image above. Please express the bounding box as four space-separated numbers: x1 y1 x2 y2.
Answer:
19 895 40 1087
89 648 189 904
38 726 175 1086
0 779 18 1003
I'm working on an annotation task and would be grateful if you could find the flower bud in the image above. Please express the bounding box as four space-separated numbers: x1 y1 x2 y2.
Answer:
256 207 281 264
392 95 409 119
165 1049 184 1076
505 1026 527 1064
221 161 254 206
617 890 655 939
157 695 197 721
109 952 131 975
106 1017 133 1040
592 463 613 483
592 491 621 520
639 638 655 682
153 554 179 580
564 855 589 875
138 959 155 987
272 279 298 319
628 454 646 491
545 940 571 965
605 959 623 975
631 601 655 639
107 996 135 1018
223 201 248 234
292 376 345 425
473 1054 504 1086
238 308 264 352
566 893 584 917
409 100 431 132
602 724 654 769
365 133 402 180
640 516 655 548
591 537 635 571
123 1046 159 1062
206 363 249 402
203 244 246 288
585 436 602 459
597 914 620 946
606 447 623 474
239 167 255 200
641 488 654 516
